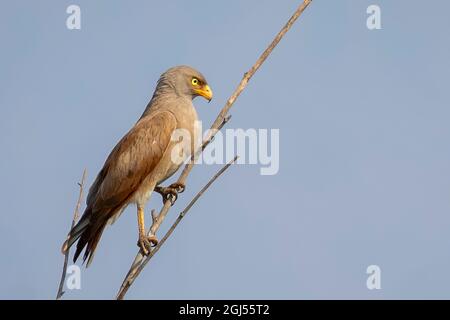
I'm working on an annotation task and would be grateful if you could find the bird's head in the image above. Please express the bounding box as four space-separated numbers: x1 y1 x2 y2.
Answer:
157 65 213 102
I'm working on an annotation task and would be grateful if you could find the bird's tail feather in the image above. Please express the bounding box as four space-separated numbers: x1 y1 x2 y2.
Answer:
61 206 117 266
82 223 107 267
61 206 107 266
61 212 91 255
72 212 109 266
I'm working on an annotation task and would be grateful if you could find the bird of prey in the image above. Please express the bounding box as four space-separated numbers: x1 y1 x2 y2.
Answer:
62 66 213 266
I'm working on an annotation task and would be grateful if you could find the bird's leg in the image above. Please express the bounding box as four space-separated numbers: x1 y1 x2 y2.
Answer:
136 206 158 255
154 183 185 205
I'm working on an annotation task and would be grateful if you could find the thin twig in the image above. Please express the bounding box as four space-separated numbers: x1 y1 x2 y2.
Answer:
56 168 87 300
116 156 238 299
179 0 313 188
115 0 312 299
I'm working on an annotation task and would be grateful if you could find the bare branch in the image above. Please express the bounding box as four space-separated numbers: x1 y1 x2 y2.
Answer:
115 0 312 299
151 209 158 225
116 156 238 299
56 168 87 300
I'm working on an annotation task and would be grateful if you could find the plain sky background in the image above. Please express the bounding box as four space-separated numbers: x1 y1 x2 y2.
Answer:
1 0 449 299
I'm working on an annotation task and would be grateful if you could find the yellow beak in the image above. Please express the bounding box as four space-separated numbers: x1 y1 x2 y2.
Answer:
195 84 213 102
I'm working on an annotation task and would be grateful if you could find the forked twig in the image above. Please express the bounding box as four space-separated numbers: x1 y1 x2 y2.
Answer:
56 168 87 300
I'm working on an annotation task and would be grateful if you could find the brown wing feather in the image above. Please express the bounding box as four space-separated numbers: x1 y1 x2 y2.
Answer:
64 111 178 265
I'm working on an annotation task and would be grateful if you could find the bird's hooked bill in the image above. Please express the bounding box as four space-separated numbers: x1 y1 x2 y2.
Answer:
195 84 213 102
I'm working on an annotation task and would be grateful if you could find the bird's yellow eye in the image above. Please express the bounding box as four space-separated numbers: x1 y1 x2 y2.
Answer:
191 78 199 86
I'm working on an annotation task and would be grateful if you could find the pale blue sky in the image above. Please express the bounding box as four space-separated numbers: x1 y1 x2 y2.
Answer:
1 0 450 299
